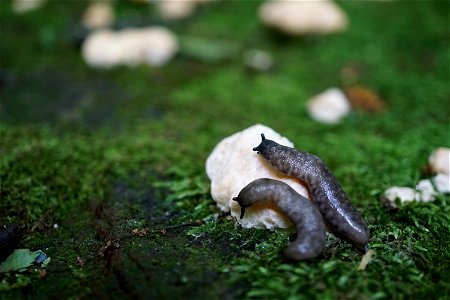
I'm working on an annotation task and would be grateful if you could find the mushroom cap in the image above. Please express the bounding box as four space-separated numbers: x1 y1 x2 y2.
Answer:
259 0 348 36
206 124 310 230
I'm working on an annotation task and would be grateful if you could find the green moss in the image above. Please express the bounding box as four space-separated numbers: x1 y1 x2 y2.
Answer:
1 0 449 299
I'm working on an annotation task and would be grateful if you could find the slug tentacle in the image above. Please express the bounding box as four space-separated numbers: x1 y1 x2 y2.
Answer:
253 133 370 250
252 133 266 153
234 178 326 260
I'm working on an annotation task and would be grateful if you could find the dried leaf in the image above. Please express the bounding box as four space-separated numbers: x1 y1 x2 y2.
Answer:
344 85 387 112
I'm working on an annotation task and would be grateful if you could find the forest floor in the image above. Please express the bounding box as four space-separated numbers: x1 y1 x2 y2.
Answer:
1 1 449 299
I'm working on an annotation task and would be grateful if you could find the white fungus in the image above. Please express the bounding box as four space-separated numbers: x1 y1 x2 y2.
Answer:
12 0 46 14
382 148 450 209
258 0 348 36
381 187 418 209
206 124 310 230
82 27 179 68
306 88 352 124
157 0 197 20
243 49 274 72
81 1 115 30
156 0 217 20
428 147 450 175
415 179 437 202
433 173 450 193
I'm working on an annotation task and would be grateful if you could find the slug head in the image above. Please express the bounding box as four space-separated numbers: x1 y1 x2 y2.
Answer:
253 133 280 159
355 240 370 253
232 197 246 219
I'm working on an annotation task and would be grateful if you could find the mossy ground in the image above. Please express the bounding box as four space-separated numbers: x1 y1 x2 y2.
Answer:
1 0 449 299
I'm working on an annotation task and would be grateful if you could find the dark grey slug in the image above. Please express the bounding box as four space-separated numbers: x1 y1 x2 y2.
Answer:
253 134 370 251
233 178 326 260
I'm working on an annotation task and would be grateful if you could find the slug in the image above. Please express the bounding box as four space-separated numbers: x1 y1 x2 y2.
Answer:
233 178 326 260
253 134 370 251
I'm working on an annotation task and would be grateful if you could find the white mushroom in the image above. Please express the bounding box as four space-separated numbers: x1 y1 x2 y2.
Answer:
156 0 197 20
12 0 46 14
428 147 450 175
82 27 178 68
415 179 437 202
433 173 450 194
206 124 310 230
156 0 218 20
82 1 115 30
258 0 348 36
381 187 418 209
243 49 274 72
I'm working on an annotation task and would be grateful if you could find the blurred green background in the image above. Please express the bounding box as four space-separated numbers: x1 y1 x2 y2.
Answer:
1 0 449 299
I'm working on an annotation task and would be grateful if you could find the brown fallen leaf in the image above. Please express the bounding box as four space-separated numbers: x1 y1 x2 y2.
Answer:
344 85 387 112
132 228 147 237
39 268 47 278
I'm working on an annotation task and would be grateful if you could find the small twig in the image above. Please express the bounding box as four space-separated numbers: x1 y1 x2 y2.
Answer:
358 249 374 271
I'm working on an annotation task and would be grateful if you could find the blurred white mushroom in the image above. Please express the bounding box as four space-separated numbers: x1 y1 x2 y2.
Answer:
12 0 46 14
381 187 418 209
82 27 179 68
82 0 115 30
82 30 120 68
206 124 310 230
415 179 437 202
382 147 450 209
157 0 197 20
428 147 450 175
259 0 348 36
243 49 273 72
433 173 450 193
306 88 352 124
156 0 216 20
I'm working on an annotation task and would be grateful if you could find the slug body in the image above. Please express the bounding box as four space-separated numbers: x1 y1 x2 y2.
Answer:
253 134 370 250
233 178 326 260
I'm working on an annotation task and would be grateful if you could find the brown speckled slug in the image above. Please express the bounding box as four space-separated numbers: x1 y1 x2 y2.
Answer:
233 178 326 260
253 134 370 251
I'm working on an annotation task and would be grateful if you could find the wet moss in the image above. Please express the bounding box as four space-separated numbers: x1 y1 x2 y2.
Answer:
1 0 449 299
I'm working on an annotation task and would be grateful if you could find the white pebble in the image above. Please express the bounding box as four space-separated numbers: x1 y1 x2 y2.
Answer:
206 124 309 230
306 88 351 124
258 0 348 36
428 147 450 175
